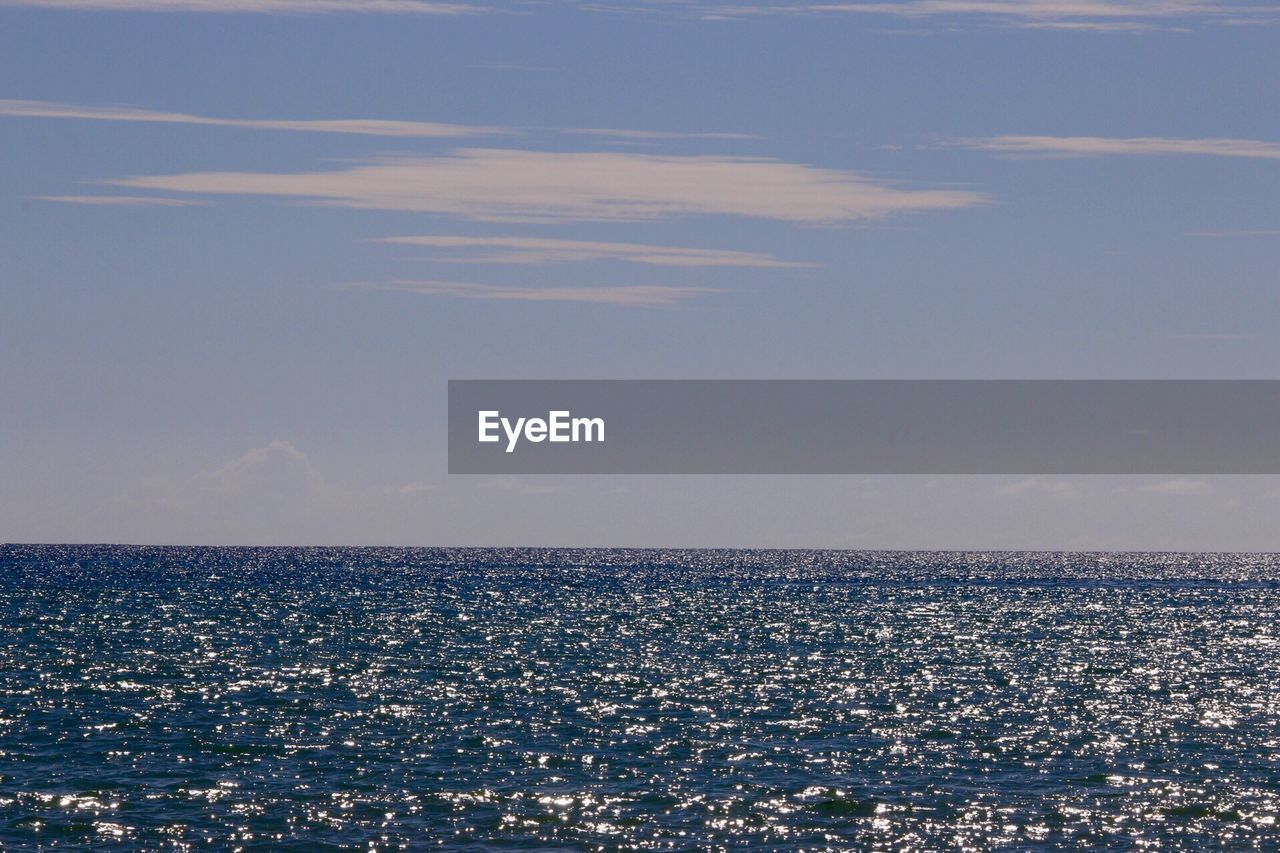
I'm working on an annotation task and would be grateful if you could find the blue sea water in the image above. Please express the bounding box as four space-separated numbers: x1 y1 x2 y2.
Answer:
0 546 1277 850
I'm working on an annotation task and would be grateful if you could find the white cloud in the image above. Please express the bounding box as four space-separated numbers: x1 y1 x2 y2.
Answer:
955 135 1280 159
0 98 509 138
108 148 987 223
1138 478 1211 496
375 235 816 267
193 440 324 497
349 279 723 306
32 194 205 206
0 0 479 13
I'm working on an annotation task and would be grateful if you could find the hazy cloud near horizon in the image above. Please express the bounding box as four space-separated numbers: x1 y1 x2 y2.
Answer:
4 437 1278 549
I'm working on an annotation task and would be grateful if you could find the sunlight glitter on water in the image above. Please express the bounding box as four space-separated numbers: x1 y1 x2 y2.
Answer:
0 546 1277 849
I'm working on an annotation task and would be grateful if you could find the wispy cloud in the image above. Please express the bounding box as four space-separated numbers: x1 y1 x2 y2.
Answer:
31 194 205 206
1138 478 1211 496
567 127 760 142
348 279 723 306
1172 332 1253 341
998 478 1081 496
375 235 816 267
477 476 565 495
0 0 480 13
5 98 764 144
954 135 1280 160
108 148 987 224
0 98 509 138
697 1 1277 31
470 62 553 73
1189 228 1280 237
8 0 1273 27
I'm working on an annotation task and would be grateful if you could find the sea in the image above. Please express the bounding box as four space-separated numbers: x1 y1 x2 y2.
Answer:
1 545 1277 850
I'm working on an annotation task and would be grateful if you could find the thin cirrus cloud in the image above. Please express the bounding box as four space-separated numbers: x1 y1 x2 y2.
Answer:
374 235 818 268
349 279 724 307
0 99 510 139
0 0 480 12
1188 229 1280 237
107 149 988 224
566 128 761 142
955 135 1280 160
698 1 1276 31
32 194 205 206
7 0 1273 27
3 98 760 144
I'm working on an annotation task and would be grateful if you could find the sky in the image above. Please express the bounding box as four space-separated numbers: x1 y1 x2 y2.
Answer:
1 0 1278 549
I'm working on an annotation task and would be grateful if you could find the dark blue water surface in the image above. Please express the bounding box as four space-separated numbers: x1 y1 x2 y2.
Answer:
1 546 1278 849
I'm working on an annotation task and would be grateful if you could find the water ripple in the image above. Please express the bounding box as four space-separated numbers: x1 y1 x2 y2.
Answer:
1 546 1277 849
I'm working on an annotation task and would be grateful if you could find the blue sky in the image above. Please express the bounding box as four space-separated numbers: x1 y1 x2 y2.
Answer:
1 0 1278 547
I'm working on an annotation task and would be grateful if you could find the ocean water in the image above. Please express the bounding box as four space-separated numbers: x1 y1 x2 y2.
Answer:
1 546 1277 850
